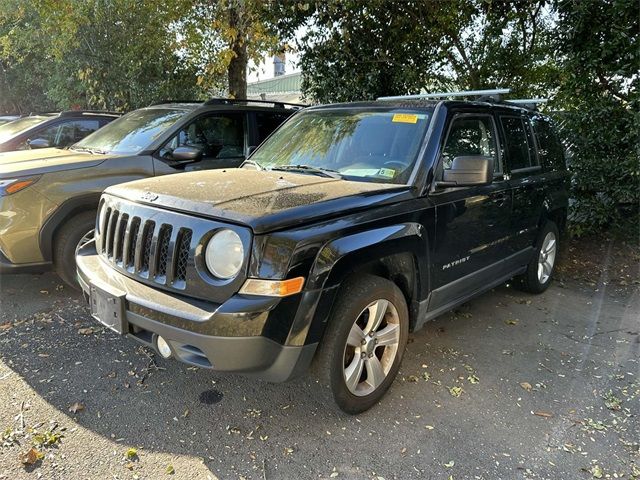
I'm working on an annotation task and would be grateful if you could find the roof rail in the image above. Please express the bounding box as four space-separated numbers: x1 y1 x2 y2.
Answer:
59 110 121 117
150 100 204 106
377 88 511 101
203 98 306 109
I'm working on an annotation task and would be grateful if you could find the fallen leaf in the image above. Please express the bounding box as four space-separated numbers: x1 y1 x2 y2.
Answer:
504 319 519 325
533 411 553 418
520 382 533 392
406 375 419 383
68 402 85 414
330 472 339 478
78 328 94 335
425 425 434 430
444 460 455 467
166 464 175 475
125 447 138 460
448 386 463 397
467 375 479 384
589 464 603 478
0 323 12 331
19 447 44 465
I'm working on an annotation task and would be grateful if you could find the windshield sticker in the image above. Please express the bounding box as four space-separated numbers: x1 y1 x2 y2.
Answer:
392 113 418 124
377 168 396 178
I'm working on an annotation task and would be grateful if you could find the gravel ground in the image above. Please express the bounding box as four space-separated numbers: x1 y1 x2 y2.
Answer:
0 238 638 480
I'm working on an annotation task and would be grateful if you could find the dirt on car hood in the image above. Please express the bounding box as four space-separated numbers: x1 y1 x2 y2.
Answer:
105 168 413 233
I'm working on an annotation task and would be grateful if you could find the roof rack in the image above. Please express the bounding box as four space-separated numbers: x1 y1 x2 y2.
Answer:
505 98 548 110
59 110 121 117
377 88 512 101
203 98 306 109
150 100 204 106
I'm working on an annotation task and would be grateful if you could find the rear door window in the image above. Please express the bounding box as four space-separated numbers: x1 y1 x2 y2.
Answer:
532 116 565 171
255 112 291 144
499 116 536 171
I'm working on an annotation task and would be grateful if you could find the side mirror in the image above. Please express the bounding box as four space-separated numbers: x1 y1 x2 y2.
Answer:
437 155 494 188
170 146 202 164
28 138 51 149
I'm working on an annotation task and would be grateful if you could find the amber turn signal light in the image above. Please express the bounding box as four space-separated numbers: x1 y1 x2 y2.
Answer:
239 277 305 297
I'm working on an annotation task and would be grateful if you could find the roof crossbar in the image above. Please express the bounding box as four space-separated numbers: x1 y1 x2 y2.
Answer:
378 88 511 101
506 98 549 105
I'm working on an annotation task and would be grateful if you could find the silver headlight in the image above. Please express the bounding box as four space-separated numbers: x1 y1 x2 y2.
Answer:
205 229 244 279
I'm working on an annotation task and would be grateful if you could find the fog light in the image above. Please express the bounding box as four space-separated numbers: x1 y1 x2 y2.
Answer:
156 336 172 358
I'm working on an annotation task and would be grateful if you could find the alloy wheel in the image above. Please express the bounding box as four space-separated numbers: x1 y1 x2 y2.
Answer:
537 231 557 284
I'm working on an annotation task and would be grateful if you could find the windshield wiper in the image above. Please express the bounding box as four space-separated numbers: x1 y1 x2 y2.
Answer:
242 159 263 170
270 164 343 179
69 146 108 155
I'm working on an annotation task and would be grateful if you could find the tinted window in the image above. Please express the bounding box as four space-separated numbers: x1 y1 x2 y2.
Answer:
255 112 291 144
160 113 245 160
500 116 533 170
442 116 499 173
54 120 101 146
532 116 565 171
250 109 432 184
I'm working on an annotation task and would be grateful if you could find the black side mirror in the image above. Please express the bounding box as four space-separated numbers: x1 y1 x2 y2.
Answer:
436 155 494 188
28 138 51 149
170 146 202 164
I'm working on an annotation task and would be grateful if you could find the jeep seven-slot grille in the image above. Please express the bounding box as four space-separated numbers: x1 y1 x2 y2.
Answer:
99 207 192 288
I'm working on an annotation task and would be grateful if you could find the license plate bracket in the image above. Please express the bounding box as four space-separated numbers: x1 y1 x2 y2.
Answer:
90 284 126 334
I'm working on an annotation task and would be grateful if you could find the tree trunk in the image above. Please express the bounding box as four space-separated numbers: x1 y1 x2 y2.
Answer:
228 5 247 99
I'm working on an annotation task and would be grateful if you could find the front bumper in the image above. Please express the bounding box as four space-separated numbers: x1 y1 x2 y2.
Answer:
76 241 317 382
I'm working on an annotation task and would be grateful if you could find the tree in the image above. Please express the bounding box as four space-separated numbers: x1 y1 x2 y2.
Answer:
552 0 639 235
271 0 557 103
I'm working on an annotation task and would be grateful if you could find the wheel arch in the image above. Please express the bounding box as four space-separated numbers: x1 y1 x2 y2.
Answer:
39 193 101 262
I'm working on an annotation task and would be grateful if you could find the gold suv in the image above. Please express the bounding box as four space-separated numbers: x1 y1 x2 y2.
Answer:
0 99 299 287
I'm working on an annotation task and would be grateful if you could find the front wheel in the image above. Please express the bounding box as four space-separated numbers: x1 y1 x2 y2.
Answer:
516 221 560 294
53 210 97 290
312 274 409 414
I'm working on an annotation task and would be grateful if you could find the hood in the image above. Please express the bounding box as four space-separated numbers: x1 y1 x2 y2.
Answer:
105 169 414 233
0 148 109 177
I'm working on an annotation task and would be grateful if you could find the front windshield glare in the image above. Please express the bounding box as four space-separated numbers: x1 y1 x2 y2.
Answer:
73 108 186 154
0 116 50 144
250 109 432 184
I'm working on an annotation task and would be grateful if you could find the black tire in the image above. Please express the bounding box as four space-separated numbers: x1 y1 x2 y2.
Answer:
53 210 97 289
311 274 409 414
516 221 560 294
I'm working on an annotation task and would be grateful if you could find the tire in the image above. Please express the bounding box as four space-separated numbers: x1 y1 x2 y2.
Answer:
516 221 560 294
53 210 97 289
311 274 409 414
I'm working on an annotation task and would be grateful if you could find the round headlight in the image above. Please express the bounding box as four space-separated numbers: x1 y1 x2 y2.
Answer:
205 229 244 279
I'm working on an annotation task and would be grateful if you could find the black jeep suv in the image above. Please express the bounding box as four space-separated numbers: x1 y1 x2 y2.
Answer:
77 94 568 413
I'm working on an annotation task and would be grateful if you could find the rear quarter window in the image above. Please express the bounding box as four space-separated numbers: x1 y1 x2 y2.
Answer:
532 116 566 171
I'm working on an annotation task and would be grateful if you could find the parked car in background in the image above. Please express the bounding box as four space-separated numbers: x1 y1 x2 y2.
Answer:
0 115 20 126
0 111 120 152
0 99 300 287
76 91 568 413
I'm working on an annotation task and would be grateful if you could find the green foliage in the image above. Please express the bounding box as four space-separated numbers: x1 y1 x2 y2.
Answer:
553 0 639 236
272 0 557 102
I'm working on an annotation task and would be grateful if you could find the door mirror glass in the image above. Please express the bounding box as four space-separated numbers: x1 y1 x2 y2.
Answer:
438 155 494 187
171 146 202 163
28 138 51 149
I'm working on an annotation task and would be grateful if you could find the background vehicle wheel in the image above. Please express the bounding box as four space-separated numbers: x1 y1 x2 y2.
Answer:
516 221 560 294
311 274 409 414
53 210 97 290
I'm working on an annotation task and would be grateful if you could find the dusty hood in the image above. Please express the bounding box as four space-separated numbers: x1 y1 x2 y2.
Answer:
0 148 108 177
105 168 413 233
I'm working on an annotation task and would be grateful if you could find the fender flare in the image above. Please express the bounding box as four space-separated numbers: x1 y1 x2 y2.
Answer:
306 222 429 293
39 193 102 261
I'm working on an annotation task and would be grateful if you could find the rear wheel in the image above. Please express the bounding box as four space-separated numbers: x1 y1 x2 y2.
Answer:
516 221 559 294
312 274 409 414
53 211 97 290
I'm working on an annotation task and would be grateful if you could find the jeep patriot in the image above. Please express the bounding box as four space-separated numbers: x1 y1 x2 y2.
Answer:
77 92 568 413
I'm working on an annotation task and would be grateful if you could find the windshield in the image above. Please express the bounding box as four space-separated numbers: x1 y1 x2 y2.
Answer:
0 116 51 144
250 108 432 184
73 108 187 154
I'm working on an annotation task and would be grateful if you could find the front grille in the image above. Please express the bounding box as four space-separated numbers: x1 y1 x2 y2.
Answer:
98 205 191 288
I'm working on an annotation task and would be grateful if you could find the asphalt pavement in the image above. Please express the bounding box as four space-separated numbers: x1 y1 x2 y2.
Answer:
0 247 638 480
